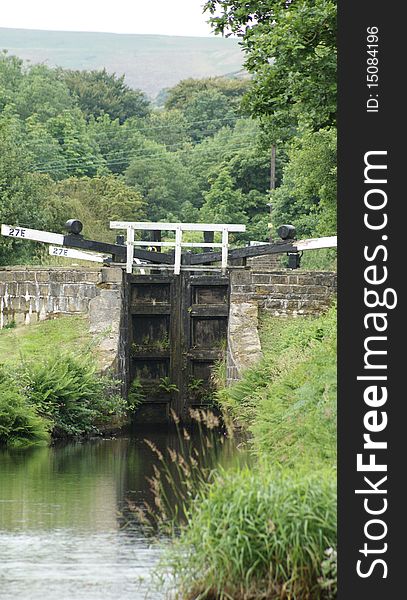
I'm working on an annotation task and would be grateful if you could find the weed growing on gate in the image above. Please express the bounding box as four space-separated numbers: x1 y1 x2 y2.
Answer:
158 376 179 394
127 377 145 412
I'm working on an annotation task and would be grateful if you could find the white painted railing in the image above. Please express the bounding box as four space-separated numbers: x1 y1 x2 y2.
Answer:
110 222 246 275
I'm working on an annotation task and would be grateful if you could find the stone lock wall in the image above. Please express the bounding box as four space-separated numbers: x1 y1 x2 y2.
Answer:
226 269 337 384
0 266 127 379
0 267 100 327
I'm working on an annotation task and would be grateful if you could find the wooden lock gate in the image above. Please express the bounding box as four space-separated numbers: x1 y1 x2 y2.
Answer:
128 271 229 423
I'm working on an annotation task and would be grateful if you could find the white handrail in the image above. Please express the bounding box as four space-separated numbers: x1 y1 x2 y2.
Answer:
110 221 246 233
111 221 246 275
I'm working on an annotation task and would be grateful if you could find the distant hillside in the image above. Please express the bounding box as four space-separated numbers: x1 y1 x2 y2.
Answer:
0 27 245 98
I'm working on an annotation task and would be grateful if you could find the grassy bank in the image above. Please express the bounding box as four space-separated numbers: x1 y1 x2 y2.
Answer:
0 317 128 447
165 467 336 599
219 306 337 468
163 306 337 599
0 315 92 362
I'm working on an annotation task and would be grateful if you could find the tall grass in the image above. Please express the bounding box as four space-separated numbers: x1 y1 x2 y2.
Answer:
164 467 337 600
217 305 337 467
135 408 237 533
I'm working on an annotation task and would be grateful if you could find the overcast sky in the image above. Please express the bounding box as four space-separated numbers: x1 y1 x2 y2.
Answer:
0 0 214 37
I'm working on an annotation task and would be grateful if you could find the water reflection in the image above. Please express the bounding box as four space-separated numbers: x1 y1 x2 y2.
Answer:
0 429 246 599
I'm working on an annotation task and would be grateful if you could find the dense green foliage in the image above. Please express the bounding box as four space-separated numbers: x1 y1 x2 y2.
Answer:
204 0 336 139
19 355 125 438
0 52 272 263
60 68 150 123
204 0 338 241
167 467 336 599
272 127 337 238
0 317 128 446
0 368 49 447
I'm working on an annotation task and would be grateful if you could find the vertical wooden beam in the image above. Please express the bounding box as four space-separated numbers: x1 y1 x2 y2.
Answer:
126 226 134 273
114 234 125 263
170 274 183 418
203 231 214 252
151 230 162 275
180 268 192 421
151 230 162 252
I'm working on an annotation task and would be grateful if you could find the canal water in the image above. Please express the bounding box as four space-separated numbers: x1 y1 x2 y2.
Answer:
0 429 244 600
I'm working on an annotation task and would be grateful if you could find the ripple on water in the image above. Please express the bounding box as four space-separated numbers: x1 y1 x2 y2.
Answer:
0 530 165 600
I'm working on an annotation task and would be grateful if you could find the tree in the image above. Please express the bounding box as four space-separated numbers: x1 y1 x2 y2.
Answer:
60 68 150 123
165 77 249 112
87 114 139 174
25 115 68 180
185 118 278 201
183 89 238 142
0 112 57 265
125 138 200 220
0 52 24 112
46 109 106 177
271 127 337 237
14 64 74 122
204 0 337 142
135 109 192 151
50 175 145 243
200 168 248 225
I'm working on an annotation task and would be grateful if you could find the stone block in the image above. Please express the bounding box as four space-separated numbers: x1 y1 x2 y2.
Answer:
230 270 252 285
269 274 289 285
252 274 273 284
231 284 255 294
228 300 262 377
35 270 52 283
270 284 292 295
50 271 70 283
84 271 101 283
99 267 123 285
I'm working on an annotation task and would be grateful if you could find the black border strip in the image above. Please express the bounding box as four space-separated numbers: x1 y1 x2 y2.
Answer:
338 1 404 596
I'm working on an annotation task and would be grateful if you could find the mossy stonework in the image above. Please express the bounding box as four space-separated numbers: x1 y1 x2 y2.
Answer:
227 269 337 384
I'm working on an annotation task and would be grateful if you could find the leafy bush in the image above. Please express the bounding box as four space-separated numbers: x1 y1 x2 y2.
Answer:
0 369 50 447
165 467 337 600
19 354 125 438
